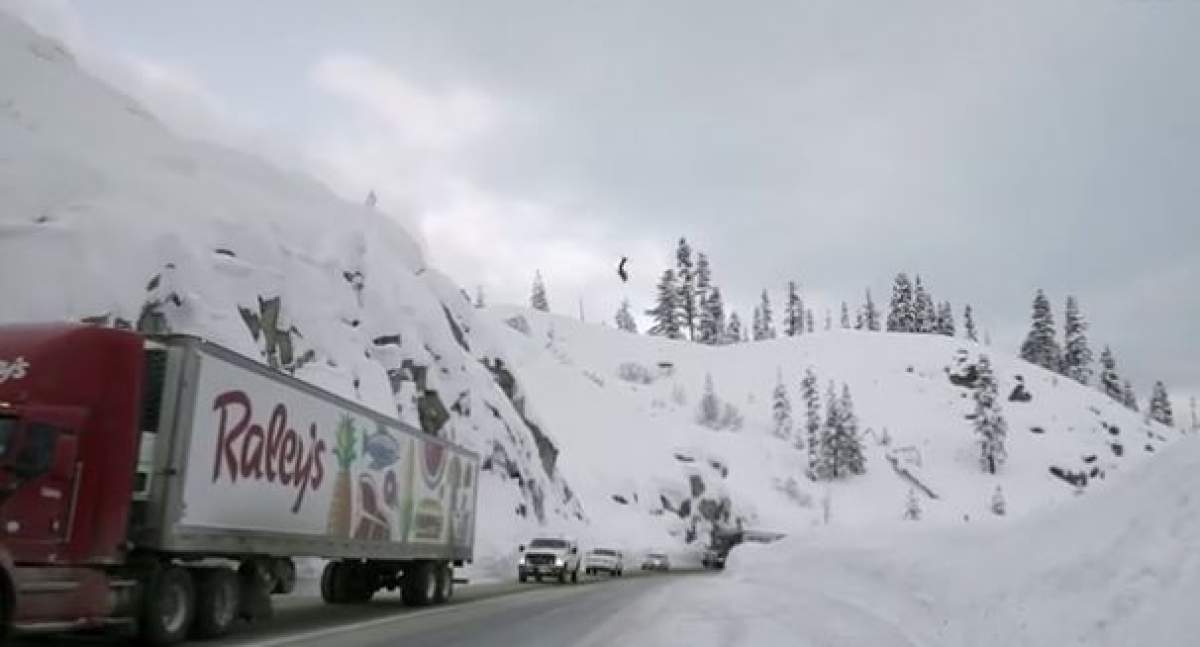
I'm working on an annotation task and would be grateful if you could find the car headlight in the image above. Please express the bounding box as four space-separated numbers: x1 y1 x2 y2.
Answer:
555 556 564 566
519 557 527 565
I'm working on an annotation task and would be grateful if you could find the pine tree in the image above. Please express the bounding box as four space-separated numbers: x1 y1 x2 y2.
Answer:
726 311 743 344
887 273 916 332
838 384 866 475
1098 346 1123 401
1019 289 1062 372
760 290 776 339
698 373 721 427
695 252 712 302
973 355 1008 474
824 309 832 331
1149 381 1174 426
784 281 804 337
820 382 865 479
1062 296 1094 385
646 269 682 339
840 302 851 329
855 308 865 330
530 271 550 312
863 289 881 332
936 301 955 336
805 309 815 334
802 368 821 478
1123 380 1139 412
474 285 486 309
752 306 764 341
913 275 935 333
700 286 726 344
903 488 921 521
991 485 1006 516
615 299 638 333
771 370 793 441
675 238 697 341
963 304 978 342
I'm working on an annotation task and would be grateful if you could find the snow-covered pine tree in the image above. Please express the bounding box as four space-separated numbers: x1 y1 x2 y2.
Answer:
863 289 881 331
646 269 683 339
1062 296 1094 385
1149 381 1174 426
855 308 865 330
973 354 1008 474
840 302 851 329
474 285 486 309
696 252 712 302
802 368 821 477
837 384 866 476
913 275 935 333
697 373 721 428
1123 380 1139 412
760 290 776 339
819 381 840 479
824 309 832 331
700 286 726 344
771 370 793 441
1019 289 1062 372
903 488 921 521
991 485 1006 516
1098 346 1123 401
805 309 815 334
887 273 916 332
785 281 804 337
615 299 638 333
675 238 697 341
726 310 743 344
530 271 550 312
752 305 764 341
937 301 955 336
963 304 978 341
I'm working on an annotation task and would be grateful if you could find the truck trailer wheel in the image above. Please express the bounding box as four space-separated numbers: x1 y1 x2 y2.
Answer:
402 561 437 607
190 568 239 639
138 566 194 647
433 563 453 604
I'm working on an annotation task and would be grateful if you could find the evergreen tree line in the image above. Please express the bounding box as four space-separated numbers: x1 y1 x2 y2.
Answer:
1018 289 1175 426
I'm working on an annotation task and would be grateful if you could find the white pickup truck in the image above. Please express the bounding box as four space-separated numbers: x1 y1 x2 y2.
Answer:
518 537 582 583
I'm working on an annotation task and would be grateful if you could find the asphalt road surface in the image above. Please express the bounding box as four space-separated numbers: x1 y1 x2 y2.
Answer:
12 570 708 647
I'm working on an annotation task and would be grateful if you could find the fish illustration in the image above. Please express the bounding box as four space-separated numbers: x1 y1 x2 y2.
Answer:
362 425 401 470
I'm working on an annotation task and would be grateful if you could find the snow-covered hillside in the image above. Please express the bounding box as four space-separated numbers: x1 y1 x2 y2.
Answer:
0 9 1180 585
481 307 1174 537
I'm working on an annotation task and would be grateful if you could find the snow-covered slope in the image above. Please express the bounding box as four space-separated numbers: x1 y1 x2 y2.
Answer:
483 306 1173 537
0 10 1179 584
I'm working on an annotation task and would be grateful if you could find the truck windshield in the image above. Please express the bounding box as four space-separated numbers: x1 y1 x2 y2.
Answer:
529 539 569 550
592 549 615 556
0 416 15 458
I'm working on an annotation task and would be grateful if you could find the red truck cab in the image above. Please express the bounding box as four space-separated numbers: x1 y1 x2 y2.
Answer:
0 324 145 636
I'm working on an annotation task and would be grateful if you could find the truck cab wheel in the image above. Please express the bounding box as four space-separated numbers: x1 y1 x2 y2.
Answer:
190 569 239 639
138 566 195 647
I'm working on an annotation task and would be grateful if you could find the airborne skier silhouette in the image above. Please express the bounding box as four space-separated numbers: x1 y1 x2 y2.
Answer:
617 256 629 282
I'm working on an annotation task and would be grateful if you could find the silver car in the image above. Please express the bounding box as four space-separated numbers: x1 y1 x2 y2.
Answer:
583 548 625 576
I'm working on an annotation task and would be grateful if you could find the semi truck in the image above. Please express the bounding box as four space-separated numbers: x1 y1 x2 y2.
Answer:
0 323 479 645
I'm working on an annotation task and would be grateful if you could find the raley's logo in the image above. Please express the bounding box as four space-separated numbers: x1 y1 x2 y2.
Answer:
0 357 29 384
211 390 328 514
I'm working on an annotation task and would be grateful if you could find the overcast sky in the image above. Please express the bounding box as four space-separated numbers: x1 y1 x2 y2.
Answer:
4 0 1197 417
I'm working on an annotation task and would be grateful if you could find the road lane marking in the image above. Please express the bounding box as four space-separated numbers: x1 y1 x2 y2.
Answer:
231 582 597 647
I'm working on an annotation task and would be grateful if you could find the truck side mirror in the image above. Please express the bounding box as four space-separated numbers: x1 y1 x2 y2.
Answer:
571 546 578 555
518 545 525 552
